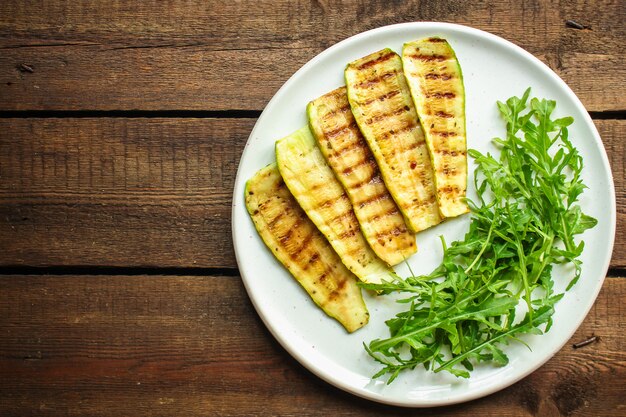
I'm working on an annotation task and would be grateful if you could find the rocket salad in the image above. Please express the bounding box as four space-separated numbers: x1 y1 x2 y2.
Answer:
361 88 598 381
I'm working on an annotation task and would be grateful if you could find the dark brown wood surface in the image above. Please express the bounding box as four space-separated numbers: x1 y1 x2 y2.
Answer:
0 1 624 416
1 275 624 416
0 1 624 111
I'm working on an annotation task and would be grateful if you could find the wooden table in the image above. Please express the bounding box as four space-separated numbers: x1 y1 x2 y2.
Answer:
1 1 624 415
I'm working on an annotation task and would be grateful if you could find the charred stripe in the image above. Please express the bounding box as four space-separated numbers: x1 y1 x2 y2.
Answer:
407 54 447 62
424 90 456 97
357 191 390 209
350 169 380 190
434 149 466 156
324 120 358 139
424 73 453 81
342 155 376 176
431 130 456 137
379 120 418 141
430 111 454 118
291 231 316 262
267 210 286 229
362 89 401 106
321 103 352 121
353 71 397 90
374 225 409 240
365 104 411 125
364 206 400 224
354 51 396 70
330 135 369 159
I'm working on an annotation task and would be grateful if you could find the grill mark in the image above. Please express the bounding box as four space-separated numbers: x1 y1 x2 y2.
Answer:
350 168 379 190
306 180 326 193
424 90 456 98
365 206 399 224
427 37 447 43
379 120 418 141
312 196 336 211
403 139 422 152
279 216 302 246
326 277 348 301
365 104 411 125
407 54 447 62
317 264 334 285
326 205 354 226
431 130 455 137
440 185 463 194
338 228 358 240
435 149 466 156
343 245 364 261
430 111 454 118
354 51 396 70
362 89 401 106
290 230 315 262
307 252 320 264
438 166 458 175
325 120 358 139
342 155 375 176
270 181 285 198
322 103 352 121
328 87 347 101
424 74 453 81
267 211 286 229
336 277 347 291
354 71 396 90
408 195 438 209
330 135 367 159
357 191 389 209
374 224 408 240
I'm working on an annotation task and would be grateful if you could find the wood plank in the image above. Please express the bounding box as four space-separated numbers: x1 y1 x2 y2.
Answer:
0 118 623 268
0 118 253 268
0 274 623 416
0 0 624 111
599 119 625 268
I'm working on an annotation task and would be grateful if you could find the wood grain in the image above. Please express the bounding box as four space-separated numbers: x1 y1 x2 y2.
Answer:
0 118 253 268
1 118 623 268
0 274 623 416
0 0 624 111
0 2 623 416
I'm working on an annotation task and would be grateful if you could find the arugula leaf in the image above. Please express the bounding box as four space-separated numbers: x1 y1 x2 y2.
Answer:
362 88 597 381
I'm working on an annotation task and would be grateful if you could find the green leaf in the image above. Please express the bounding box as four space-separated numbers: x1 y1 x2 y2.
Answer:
364 88 595 381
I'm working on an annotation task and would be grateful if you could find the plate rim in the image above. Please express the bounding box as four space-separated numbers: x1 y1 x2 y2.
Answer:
231 21 617 407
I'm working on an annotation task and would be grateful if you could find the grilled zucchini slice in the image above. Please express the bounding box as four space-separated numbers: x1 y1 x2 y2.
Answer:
275 127 391 284
245 163 369 333
307 87 417 266
402 37 469 218
345 48 442 233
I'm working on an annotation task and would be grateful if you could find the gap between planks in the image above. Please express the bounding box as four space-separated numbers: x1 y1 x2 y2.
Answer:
0 110 263 119
0 267 623 278
0 266 241 277
0 110 624 120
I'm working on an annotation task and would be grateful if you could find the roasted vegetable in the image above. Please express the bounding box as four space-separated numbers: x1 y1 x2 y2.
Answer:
307 87 417 266
245 163 369 332
275 127 391 284
345 49 442 233
402 37 469 218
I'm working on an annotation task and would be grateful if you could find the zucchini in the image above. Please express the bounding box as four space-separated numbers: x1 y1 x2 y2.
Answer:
345 48 442 233
402 37 469 218
307 87 417 266
245 163 369 333
275 127 391 284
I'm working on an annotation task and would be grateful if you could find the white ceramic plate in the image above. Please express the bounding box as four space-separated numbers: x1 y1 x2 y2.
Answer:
231 22 615 407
